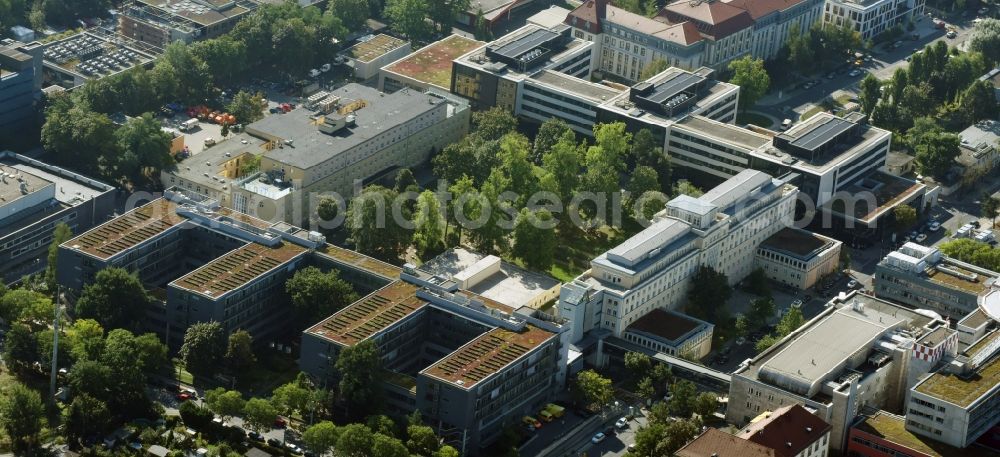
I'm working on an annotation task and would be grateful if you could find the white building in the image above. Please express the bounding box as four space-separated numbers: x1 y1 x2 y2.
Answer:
756 227 842 290
558 169 798 343
727 292 955 451
564 0 824 81
822 0 925 41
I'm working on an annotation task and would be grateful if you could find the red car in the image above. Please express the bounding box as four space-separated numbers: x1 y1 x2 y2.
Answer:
274 418 287 428
176 392 191 401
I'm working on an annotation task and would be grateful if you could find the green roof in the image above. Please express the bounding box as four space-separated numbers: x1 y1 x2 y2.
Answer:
915 354 1000 407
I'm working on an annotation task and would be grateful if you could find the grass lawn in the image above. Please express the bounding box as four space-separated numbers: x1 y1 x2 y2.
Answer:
737 112 773 128
801 104 825 121
167 352 298 395
548 223 639 281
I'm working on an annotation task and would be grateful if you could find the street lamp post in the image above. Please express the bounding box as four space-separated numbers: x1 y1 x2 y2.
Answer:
49 287 65 405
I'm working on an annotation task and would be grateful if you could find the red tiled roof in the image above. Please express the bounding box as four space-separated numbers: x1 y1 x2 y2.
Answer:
565 0 609 34
655 21 703 45
722 0 807 20
660 0 754 39
677 428 777 457
738 405 832 457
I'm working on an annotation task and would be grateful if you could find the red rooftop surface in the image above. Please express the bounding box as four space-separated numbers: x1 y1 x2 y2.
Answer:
738 404 832 457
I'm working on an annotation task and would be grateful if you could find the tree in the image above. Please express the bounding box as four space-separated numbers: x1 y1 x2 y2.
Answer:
68 319 105 362
624 351 652 378
746 267 771 297
303 421 340 455
674 180 703 197
581 123 630 221
100 329 149 413
640 59 670 80
728 56 770 111
336 423 375 457
407 424 440 456
0 383 44 452
859 74 882 117
2 289 52 327
651 363 673 391
893 205 917 235
734 314 749 338
41 99 116 174
66 360 112 401
394 168 419 193
62 394 110 444
686 266 732 323
414 190 446 257
179 400 214 429
512 208 556 270
668 380 697 418
574 370 613 410
983 193 1000 228
628 165 663 221
285 266 359 326
336 339 383 419
3 323 37 369
272 378 312 417
541 130 583 205
330 0 370 29
225 329 257 372
190 36 248 85
270 17 318 77
317 196 341 224
776 307 804 336
532 118 572 164
133 332 169 374
205 388 246 421
961 79 999 124
385 0 432 40
347 186 411 261
969 18 1000 65
427 0 470 32
366 414 397 437
242 398 277 432
473 107 519 142
158 42 213 105
748 297 776 331
632 128 670 187
75 267 150 330
227 90 267 125
636 377 655 399
694 392 718 418
908 117 960 178
372 433 410 457
434 446 461 457
661 418 702 454
179 321 227 374
45 222 73 289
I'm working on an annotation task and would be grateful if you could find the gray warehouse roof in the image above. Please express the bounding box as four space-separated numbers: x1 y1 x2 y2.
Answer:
249 84 450 170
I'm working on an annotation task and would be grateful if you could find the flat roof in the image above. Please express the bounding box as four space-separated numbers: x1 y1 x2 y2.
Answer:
531 71 621 103
383 35 483 89
489 27 559 60
171 241 307 298
250 84 448 170
42 31 156 84
853 411 997 457
419 248 560 309
607 218 691 266
349 34 408 63
965 331 1000 359
782 116 854 151
915 349 1000 408
167 132 264 190
305 281 427 346
760 113 891 174
0 168 52 208
64 198 184 260
759 228 836 260
826 171 925 223
136 0 251 26
422 325 554 389
644 71 704 105
674 115 771 150
959 308 991 329
317 244 401 279
926 262 991 294
626 308 709 344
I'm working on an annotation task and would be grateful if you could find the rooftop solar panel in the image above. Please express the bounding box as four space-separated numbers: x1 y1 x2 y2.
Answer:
645 72 704 104
791 117 854 151
491 28 557 59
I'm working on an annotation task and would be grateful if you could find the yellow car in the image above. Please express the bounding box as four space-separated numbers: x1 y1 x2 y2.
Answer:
522 416 542 429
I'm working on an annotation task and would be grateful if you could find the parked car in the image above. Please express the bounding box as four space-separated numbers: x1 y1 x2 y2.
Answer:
308 69 321 78
267 438 281 447
915 233 928 243
319 63 331 72
274 417 287 428
247 431 263 441
947 30 957 39
175 392 191 401
781 118 792 130
735 336 746 346
522 416 541 429
592 432 607 444
929 222 941 232
848 69 862 77
615 417 629 429
847 280 859 289
791 299 803 309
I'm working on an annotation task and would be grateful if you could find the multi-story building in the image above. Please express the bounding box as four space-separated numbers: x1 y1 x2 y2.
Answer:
162 84 470 226
849 410 999 457
823 0 925 41
0 151 114 284
727 292 955 451
558 169 797 343
677 428 779 457
738 404 833 457
57 187 401 346
40 31 156 90
564 0 824 80
300 264 570 454
343 34 411 80
874 243 999 320
379 35 484 93
665 112 929 237
620 308 714 358
118 0 258 52
0 39 41 134
755 227 842 290
451 24 740 136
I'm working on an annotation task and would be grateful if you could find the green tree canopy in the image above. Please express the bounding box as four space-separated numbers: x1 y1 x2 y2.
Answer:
336 339 383 419
969 18 1000 64
0 382 45 453
685 266 732 323
512 208 556 271
414 190 446 257
347 186 411 261
179 321 227 374
242 397 278 432
574 369 613 410
532 118 572 164
205 388 246 421
385 0 432 40
225 329 257 372
75 267 150 330
285 266 359 326
227 90 267 125
728 56 770 110
303 421 341 455
45 222 73 289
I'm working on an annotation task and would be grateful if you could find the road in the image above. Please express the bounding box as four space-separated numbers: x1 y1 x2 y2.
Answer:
755 14 976 123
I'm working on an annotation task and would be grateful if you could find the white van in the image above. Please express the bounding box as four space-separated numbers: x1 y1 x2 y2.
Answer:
781 119 792 130
179 118 198 131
